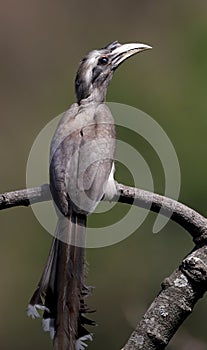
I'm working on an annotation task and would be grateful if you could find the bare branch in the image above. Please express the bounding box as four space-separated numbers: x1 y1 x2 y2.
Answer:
1 183 207 349
0 184 51 209
1 183 206 242
121 245 207 350
116 184 207 244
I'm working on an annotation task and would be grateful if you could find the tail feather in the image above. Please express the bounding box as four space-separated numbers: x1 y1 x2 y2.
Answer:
27 212 94 350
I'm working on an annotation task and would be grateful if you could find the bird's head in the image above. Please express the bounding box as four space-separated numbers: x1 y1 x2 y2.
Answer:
75 41 152 104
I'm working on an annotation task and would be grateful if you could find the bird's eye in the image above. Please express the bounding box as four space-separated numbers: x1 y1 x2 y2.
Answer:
98 56 109 65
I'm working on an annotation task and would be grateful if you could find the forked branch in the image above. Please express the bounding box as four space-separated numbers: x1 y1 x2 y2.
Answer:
1 183 207 350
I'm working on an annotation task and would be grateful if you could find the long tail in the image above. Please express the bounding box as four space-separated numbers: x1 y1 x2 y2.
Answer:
27 212 94 350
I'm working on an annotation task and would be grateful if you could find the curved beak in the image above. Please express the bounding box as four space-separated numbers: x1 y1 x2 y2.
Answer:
110 42 152 69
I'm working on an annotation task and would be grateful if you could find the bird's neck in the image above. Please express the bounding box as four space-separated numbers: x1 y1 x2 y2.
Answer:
91 86 108 102
76 74 112 105
78 86 107 105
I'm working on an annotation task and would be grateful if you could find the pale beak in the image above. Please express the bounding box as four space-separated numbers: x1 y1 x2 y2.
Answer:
110 42 152 69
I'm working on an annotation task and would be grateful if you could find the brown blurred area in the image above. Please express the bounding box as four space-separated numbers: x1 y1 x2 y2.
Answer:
1 1 207 349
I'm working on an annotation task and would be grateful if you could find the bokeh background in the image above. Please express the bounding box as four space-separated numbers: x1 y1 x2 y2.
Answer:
1 1 207 349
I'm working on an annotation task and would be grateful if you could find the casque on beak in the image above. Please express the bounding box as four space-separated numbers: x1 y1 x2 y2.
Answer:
110 43 152 69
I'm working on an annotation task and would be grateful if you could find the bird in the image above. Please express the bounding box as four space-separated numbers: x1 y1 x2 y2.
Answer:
27 40 151 350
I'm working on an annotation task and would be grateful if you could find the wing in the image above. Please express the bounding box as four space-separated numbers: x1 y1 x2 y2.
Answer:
50 102 116 216
49 103 81 216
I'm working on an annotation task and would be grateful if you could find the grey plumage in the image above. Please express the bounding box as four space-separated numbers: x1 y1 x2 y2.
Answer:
27 40 151 350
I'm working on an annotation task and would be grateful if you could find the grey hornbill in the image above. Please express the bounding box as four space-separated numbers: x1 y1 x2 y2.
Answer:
27 41 151 350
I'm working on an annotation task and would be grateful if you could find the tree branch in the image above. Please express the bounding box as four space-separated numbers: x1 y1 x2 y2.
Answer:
121 244 207 350
1 183 207 242
116 184 207 244
1 183 207 349
0 184 51 209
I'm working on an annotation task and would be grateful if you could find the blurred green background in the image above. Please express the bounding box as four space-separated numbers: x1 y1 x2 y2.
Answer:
1 1 207 349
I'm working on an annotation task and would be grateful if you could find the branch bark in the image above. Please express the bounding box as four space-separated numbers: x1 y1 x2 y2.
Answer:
0 184 51 209
1 183 207 243
121 245 207 350
116 184 207 244
1 183 207 349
